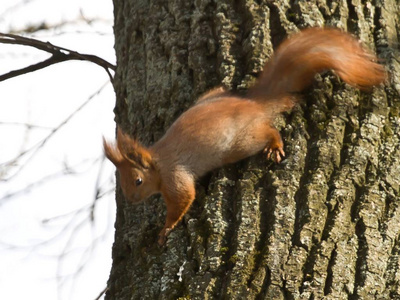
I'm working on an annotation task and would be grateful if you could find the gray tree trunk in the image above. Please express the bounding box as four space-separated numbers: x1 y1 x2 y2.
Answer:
106 0 400 299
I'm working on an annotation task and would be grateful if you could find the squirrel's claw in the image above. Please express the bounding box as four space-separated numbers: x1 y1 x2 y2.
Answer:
158 227 172 246
264 146 285 163
158 235 166 247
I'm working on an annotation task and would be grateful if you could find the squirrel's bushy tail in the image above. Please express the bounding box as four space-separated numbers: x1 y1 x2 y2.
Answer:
248 28 386 107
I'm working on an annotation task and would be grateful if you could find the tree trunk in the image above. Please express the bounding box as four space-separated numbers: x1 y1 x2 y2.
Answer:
106 0 400 299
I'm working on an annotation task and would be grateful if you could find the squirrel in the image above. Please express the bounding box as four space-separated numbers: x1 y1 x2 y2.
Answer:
103 28 386 245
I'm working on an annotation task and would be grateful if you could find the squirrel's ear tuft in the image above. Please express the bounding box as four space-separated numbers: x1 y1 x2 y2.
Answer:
116 127 154 169
103 137 124 166
116 127 134 154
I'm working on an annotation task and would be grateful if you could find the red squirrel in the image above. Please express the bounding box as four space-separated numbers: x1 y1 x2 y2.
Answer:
104 28 385 245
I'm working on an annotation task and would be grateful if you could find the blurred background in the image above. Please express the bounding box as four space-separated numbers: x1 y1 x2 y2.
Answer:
0 1 116 299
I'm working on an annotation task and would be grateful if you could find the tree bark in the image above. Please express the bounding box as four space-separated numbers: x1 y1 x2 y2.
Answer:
106 0 400 299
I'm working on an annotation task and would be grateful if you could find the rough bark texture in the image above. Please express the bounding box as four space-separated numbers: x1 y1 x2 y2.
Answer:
107 0 400 299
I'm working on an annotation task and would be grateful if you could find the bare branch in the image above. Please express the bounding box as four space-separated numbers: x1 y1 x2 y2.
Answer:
0 33 115 82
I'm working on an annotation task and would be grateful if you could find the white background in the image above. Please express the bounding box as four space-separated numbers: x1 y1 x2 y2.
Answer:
0 1 117 299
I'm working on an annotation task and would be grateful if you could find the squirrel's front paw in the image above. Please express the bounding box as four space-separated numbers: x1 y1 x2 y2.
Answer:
264 146 285 163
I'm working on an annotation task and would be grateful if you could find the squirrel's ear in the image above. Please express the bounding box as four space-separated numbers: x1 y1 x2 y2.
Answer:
116 127 135 161
116 127 154 169
116 127 133 151
103 137 124 166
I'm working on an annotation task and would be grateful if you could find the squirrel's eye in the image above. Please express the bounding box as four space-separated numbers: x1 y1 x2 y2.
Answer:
135 178 143 186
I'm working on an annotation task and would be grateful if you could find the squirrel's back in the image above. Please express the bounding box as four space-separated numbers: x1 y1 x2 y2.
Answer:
154 28 386 176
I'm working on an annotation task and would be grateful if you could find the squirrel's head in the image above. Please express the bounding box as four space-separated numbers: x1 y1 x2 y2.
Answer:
103 128 160 203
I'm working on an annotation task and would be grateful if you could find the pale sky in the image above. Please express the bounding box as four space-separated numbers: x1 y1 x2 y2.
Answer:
0 1 117 299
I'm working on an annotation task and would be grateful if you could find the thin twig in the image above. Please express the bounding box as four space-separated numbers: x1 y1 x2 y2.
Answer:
90 155 107 222
0 156 101 203
94 286 109 300
0 81 110 181
1 0 34 16
0 33 115 82
0 121 54 130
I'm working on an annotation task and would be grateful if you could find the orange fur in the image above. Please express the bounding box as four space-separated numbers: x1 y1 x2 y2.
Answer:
104 28 385 245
